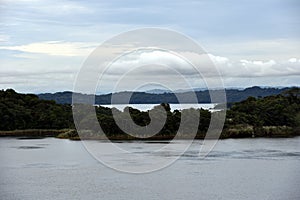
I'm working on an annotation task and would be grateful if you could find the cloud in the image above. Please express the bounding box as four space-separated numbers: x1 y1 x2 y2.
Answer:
96 51 300 92
2 0 92 15
205 39 300 61
208 54 229 65
288 58 299 63
0 41 96 56
1 47 299 93
212 55 300 77
95 49 300 79
0 0 299 92
0 35 10 42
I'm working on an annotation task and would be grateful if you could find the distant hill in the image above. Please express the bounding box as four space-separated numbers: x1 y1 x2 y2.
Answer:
38 86 292 105
145 89 171 94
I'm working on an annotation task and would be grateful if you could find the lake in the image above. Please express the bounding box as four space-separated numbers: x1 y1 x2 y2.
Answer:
98 103 217 111
0 137 300 200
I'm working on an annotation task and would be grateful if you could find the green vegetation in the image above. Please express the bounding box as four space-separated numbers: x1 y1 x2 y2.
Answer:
0 89 73 130
224 87 300 138
0 88 299 139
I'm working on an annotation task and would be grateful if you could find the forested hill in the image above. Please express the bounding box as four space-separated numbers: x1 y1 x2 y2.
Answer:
38 86 290 105
0 89 73 130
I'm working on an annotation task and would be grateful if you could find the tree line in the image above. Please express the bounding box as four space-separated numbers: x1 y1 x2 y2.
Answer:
0 88 299 139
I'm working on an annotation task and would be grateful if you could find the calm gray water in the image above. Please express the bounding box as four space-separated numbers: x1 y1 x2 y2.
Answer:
1 137 300 200
99 103 217 111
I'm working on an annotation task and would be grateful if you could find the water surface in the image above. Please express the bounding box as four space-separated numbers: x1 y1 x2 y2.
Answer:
0 137 300 200
99 103 217 111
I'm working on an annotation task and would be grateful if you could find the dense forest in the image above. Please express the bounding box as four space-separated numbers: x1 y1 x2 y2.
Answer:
0 89 73 130
223 87 300 138
0 88 299 139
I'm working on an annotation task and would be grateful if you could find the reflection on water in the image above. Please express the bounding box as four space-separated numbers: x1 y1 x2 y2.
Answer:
0 137 300 200
16 146 45 149
18 137 46 140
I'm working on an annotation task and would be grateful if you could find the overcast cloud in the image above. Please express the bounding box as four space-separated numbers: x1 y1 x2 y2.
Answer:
0 0 299 93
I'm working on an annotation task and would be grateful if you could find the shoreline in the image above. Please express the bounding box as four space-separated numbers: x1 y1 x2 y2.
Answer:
1 127 299 140
0 129 69 137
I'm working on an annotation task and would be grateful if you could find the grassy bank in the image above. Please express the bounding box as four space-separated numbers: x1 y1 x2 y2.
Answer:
0 129 72 138
0 125 298 140
221 125 296 138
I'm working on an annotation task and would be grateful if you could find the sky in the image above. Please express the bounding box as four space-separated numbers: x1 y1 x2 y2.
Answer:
0 0 299 93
